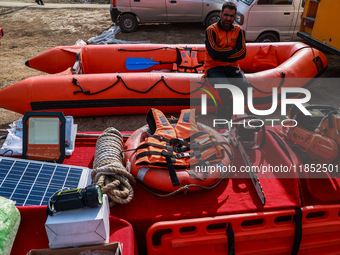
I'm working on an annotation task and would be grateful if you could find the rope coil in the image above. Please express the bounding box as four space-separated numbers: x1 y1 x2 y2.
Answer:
92 128 136 207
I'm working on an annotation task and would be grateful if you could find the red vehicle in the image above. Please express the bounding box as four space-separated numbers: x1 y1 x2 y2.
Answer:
0 27 3 45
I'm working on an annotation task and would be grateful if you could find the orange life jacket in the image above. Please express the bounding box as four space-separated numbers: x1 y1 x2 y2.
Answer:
135 108 227 186
285 108 340 164
173 47 204 73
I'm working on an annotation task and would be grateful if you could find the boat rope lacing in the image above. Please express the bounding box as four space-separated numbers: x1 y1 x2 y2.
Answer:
117 47 205 52
72 75 205 96
249 72 286 94
118 47 173 52
92 127 136 207
203 72 286 96
290 45 314 58
248 45 321 94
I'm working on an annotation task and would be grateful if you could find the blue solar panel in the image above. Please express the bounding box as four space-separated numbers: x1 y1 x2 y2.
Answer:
0 156 89 206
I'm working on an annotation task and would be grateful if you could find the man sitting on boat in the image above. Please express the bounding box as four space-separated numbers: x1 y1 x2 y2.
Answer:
204 1 248 121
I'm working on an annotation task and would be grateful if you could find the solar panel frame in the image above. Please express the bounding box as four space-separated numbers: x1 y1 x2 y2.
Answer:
0 156 89 206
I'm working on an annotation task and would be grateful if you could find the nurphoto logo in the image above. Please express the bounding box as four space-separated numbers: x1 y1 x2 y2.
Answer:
200 83 312 128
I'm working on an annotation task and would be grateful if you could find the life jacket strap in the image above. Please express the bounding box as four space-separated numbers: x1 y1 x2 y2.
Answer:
137 142 167 150
161 150 180 186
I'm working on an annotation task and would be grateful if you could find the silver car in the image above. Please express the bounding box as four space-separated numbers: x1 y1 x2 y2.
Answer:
110 0 228 32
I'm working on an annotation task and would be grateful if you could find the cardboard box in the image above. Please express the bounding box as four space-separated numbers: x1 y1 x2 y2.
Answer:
27 242 122 255
45 194 109 249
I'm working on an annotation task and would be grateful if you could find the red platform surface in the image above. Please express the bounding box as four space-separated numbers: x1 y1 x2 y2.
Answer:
273 128 340 206
11 127 340 254
12 206 137 255
63 129 303 252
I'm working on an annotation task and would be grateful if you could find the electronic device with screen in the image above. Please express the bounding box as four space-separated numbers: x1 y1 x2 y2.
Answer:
22 111 66 163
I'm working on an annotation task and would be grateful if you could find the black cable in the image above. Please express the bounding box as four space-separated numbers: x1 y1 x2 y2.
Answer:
248 72 286 94
0 150 13 157
0 5 36 16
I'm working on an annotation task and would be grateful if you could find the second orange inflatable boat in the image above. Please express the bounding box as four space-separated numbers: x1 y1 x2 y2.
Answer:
25 42 327 76
0 42 328 117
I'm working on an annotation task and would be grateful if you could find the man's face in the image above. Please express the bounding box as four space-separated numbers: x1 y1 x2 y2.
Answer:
220 7 236 30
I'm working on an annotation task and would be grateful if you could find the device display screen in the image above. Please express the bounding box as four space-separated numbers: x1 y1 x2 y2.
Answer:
28 117 60 145
23 111 66 163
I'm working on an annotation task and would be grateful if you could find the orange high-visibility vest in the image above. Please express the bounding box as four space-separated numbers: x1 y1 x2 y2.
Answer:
204 23 246 72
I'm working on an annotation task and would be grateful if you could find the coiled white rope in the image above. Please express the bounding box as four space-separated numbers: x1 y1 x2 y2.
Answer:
91 128 136 207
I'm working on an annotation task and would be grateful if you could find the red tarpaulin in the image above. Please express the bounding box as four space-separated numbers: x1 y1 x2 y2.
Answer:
11 127 340 254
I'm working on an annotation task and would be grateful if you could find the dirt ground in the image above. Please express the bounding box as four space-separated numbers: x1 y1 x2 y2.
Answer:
1 2 340 135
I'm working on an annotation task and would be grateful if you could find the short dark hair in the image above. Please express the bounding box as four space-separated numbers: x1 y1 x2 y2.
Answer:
222 1 237 13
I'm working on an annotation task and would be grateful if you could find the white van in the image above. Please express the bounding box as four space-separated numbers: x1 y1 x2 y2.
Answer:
234 0 305 42
110 0 228 33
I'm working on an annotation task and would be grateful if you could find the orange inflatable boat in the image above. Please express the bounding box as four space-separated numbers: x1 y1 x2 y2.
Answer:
0 72 208 117
0 42 328 117
25 42 327 77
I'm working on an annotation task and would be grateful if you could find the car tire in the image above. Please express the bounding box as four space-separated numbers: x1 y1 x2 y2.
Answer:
205 12 220 27
118 14 138 33
255 32 279 42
